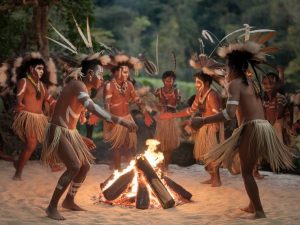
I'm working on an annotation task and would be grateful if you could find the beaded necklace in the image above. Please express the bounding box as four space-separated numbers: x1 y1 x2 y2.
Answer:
27 75 41 99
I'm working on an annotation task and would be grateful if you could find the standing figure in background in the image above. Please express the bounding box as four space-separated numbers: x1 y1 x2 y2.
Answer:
159 71 223 186
12 56 56 180
101 54 153 171
154 70 181 171
262 71 287 144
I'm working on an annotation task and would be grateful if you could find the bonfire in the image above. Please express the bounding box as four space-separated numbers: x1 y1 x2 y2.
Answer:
98 139 192 209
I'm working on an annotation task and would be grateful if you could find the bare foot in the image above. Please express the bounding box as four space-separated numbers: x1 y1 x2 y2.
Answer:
12 173 22 181
46 205 65 220
240 205 254 214
254 211 266 219
201 178 212 184
253 171 266 180
62 198 86 211
211 180 222 187
13 160 18 169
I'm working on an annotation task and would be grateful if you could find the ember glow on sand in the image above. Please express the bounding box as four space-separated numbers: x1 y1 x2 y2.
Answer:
98 139 192 209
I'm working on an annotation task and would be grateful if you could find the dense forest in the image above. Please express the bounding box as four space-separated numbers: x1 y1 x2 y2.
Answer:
0 0 299 90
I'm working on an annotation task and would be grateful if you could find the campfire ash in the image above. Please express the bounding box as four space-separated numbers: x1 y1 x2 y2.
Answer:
98 139 192 209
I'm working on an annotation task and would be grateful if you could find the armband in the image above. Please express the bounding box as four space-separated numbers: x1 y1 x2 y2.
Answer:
222 109 231 120
226 100 239 105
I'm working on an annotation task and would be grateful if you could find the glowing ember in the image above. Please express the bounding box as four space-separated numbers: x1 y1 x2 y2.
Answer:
98 139 192 209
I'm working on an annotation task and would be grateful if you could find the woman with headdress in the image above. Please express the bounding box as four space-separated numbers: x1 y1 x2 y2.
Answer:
12 53 56 180
191 37 294 218
154 70 182 171
159 69 223 186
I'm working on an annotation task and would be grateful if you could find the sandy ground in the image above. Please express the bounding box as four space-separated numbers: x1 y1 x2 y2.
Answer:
0 160 299 225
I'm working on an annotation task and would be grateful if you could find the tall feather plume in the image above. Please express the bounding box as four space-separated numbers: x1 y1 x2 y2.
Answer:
202 30 215 44
156 34 159 74
198 38 205 54
47 36 78 54
209 26 252 57
72 14 90 48
86 16 93 49
48 23 78 54
244 24 250 41
171 51 176 72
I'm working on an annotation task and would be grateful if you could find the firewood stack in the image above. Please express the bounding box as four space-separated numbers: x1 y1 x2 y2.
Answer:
99 153 192 209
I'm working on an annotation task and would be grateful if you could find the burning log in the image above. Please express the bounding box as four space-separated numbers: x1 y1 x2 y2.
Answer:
102 170 135 201
163 176 192 201
136 172 150 209
100 173 114 189
136 155 175 209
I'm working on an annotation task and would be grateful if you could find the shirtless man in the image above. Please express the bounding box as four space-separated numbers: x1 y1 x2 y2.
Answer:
160 71 223 186
154 70 181 170
191 45 293 218
12 57 55 180
100 62 153 170
41 58 136 220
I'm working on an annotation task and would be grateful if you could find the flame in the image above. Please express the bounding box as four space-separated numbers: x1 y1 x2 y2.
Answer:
100 138 189 208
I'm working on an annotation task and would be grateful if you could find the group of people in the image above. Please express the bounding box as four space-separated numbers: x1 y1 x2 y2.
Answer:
9 34 295 221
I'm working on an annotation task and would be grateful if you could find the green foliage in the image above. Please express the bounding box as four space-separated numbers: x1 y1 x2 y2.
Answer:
1 0 300 91
135 76 195 100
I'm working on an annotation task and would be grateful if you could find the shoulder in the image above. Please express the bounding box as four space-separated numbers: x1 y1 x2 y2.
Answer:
18 78 26 85
227 79 241 92
208 89 220 100
69 80 86 93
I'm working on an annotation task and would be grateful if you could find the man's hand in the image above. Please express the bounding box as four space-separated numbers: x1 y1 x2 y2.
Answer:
81 136 96 151
88 113 100 125
120 119 138 132
158 112 174 120
191 117 205 130
144 112 153 127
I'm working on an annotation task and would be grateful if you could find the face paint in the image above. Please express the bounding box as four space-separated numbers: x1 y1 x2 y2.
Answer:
94 65 104 80
32 65 44 79
121 66 129 81
195 77 204 92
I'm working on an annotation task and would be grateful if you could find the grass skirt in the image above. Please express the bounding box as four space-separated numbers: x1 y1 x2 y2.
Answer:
41 123 95 167
194 124 219 162
103 114 137 150
155 118 181 153
205 119 294 173
12 111 48 143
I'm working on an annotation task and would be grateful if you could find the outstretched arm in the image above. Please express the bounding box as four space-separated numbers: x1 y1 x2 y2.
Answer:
159 93 200 119
77 90 137 131
191 81 239 130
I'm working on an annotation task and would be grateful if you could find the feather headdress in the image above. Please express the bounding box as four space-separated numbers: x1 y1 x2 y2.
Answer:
107 53 143 74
